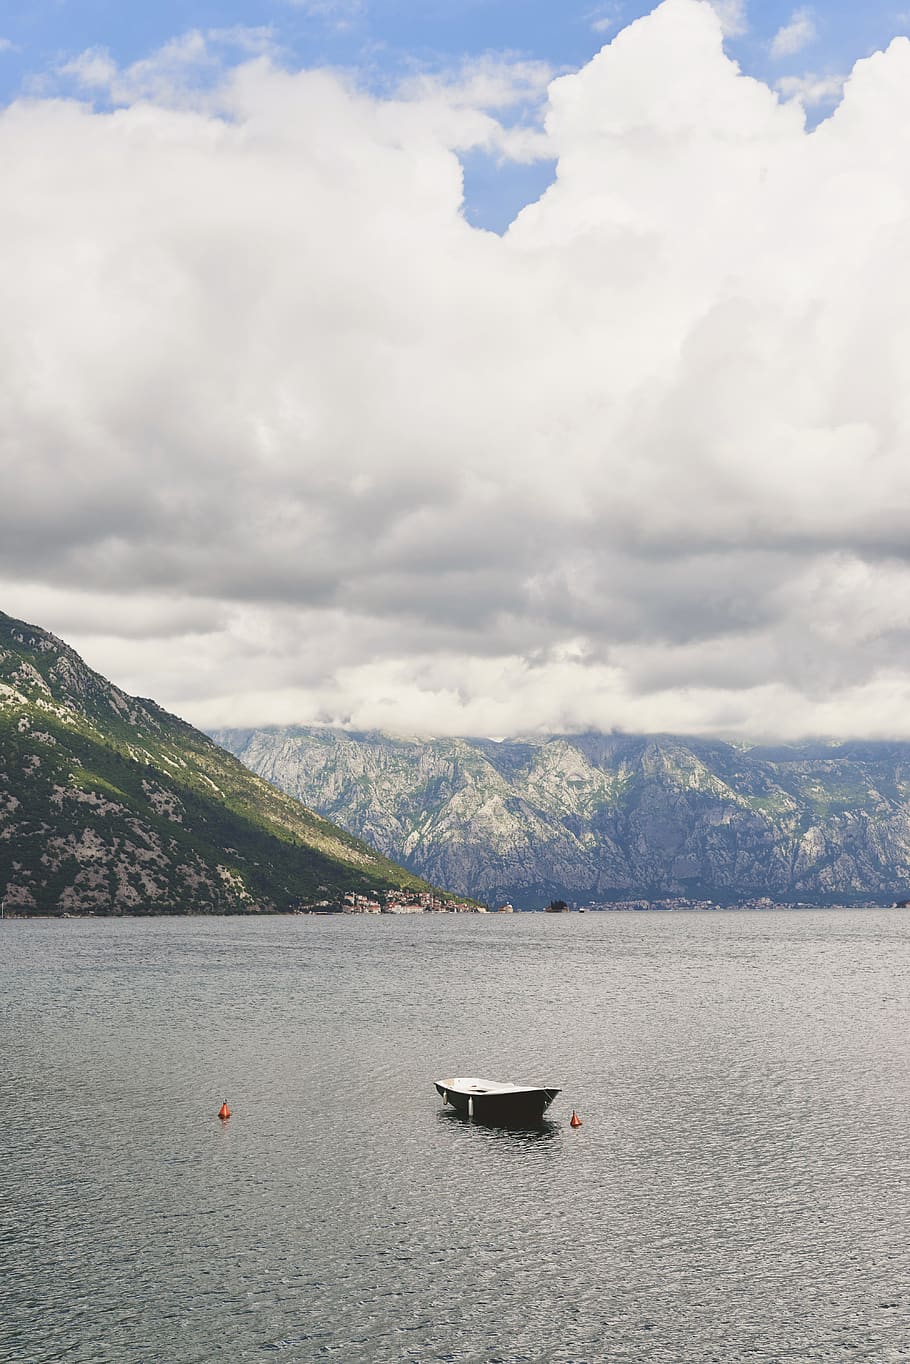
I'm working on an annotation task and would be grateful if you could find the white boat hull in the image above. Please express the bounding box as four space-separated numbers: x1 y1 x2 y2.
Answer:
435 1076 560 1124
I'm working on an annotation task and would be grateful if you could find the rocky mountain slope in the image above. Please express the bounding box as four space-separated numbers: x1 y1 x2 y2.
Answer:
0 613 434 914
212 726 910 907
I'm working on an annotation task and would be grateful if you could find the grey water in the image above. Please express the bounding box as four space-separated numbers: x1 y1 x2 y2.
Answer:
1 910 909 1364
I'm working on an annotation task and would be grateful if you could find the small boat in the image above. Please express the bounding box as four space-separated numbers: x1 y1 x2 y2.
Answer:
435 1076 560 1124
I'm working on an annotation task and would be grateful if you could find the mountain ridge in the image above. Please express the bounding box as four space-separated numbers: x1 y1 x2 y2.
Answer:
211 724 910 908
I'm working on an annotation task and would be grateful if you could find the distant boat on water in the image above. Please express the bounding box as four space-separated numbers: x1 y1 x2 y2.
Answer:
435 1076 560 1124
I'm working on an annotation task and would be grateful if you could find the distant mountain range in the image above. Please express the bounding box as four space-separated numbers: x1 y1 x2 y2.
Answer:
0 613 435 915
212 726 910 908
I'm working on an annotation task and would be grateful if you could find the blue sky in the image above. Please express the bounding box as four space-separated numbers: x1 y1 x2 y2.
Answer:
2 1 909 230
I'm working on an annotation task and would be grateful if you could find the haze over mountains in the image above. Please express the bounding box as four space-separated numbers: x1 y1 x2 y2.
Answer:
0 612 433 915
214 726 910 909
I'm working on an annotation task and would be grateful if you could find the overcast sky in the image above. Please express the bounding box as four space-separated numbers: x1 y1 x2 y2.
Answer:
4 0 910 741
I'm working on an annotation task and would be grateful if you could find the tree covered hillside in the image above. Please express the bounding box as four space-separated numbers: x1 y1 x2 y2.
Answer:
0 612 433 914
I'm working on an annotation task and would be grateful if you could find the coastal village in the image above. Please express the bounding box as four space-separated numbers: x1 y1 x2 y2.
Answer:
336 892 790 914
318 894 855 914
339 891 491 914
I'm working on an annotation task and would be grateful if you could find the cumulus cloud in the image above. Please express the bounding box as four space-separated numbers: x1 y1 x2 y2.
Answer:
771 8 817 60
3 0 910 739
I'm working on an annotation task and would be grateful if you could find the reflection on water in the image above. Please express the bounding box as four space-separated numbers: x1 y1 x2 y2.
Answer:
436 1107 560 1143
1 909 909 1363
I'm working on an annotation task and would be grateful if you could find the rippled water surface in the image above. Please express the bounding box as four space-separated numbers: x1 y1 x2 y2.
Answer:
2 910 909 1362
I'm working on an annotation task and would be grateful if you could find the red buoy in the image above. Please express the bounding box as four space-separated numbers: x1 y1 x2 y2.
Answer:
570 1110 582 1128
218 1101 231 1120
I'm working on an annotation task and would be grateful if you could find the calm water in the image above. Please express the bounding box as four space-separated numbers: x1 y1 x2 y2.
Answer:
1 910 909 1363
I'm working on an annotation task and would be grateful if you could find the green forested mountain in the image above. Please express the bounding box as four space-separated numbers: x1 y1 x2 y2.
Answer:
0 613 433 914
212 725 910 908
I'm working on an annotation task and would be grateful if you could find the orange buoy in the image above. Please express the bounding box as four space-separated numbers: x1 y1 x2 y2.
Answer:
218 1101 231 1120
570 1110 582 1128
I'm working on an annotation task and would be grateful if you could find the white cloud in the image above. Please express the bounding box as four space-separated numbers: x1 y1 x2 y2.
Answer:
205 27 279 56
399 57 552 113
588 5 622 36
5 0 910 739
776 71 845 107
281 0 364 28
396 57 554 163
771 8 817 59
58 38 552 162
58 28 280 105
58 47 121 91
708 0 748 39
0 38 16 54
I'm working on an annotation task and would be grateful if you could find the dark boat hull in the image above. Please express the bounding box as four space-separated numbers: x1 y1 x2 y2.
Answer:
435 1083 560 1125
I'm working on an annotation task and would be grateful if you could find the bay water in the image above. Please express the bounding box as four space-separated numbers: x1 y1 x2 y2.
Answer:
1 909 908 1362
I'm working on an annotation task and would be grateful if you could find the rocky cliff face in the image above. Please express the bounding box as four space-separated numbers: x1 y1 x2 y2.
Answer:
211 726 910 907
0 613 432 914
